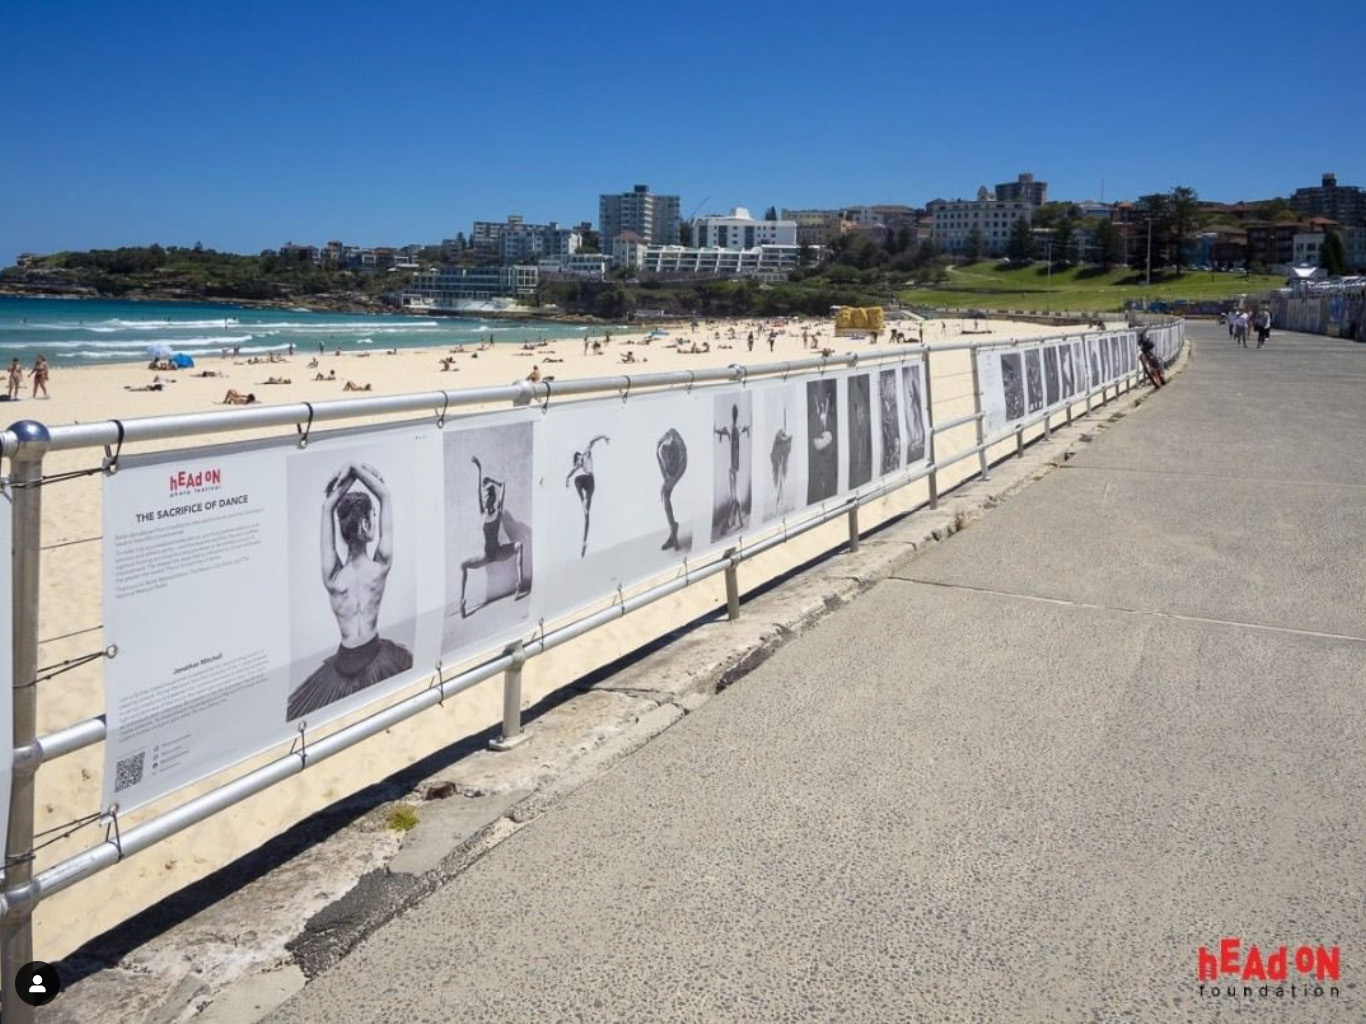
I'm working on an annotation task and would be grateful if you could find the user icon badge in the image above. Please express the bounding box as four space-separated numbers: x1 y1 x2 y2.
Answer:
16 960 60 1006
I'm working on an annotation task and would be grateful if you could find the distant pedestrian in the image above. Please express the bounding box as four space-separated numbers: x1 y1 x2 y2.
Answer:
1254 309 1271 348
288 342 295 356
29 354 49 399
318 341 325 355
7 358 22 400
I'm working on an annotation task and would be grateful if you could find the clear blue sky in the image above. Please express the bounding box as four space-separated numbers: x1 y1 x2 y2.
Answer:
4 0 1363 261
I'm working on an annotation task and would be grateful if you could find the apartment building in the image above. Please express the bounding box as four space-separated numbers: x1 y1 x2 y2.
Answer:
995 172 1048 206
927 187 1035 256
470 215 582 263
599 184 681 247
693 207 797 249
638 244 801 281
404 265 538 304
781 209 844 246
1291 173 1366 227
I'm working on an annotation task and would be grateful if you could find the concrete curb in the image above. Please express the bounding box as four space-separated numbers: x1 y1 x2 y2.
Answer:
46 362 1184 1024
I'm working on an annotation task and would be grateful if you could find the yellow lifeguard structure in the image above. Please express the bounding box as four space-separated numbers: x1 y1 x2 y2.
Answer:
833 306 885 337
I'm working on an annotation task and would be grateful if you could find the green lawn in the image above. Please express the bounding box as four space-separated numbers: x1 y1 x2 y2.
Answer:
899 261 1283 313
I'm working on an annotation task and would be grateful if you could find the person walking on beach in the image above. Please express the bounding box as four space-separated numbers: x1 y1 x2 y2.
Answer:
7 358 23 400
29 354 49 399
565 435 610 557
288 462 412 720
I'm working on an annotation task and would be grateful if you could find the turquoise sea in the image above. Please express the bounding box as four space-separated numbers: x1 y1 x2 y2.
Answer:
0 296 610 367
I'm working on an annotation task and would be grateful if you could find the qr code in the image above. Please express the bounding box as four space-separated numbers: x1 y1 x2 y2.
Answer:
114 751 145 792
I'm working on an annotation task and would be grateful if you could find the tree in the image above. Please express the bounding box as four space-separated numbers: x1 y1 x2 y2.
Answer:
1320 230 1348 276
1135 193 1174 269
764 206 778 222
678 221 693 247
1169 186 1199 276
580 230 601 254
1095 220 1123 268
913 240 937 267
798 242 814 267
1007 216 1035 261
1052 220 1073 263
964 227 984 263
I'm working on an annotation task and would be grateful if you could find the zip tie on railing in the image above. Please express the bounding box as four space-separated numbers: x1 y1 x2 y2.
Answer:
619 376 632 403
20 465 104 488
103 806 126 862
538 381 552 413
102 419 125 475
426 660 445 705
781 362 792 382
29 646 114 687
685 370 696 394
730 363 748 387
612 584 626 617
289 722 310 767
436 392 450 429
296 403 315 449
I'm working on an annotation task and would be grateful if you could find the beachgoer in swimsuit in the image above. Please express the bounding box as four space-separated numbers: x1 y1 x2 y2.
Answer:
565 435 609 557
222 389 257 405
287 463 411 719
7 359 23 400
459 456 527 617
29 355 49 398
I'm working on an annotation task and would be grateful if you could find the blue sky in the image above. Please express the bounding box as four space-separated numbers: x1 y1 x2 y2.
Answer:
3 0 1363 261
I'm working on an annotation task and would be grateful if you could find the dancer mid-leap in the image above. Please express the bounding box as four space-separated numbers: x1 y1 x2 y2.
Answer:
460 456 527 617
769 409 793 505
565 435 610 557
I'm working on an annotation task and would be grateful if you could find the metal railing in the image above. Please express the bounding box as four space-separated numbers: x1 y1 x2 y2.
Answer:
0 324 1184 1019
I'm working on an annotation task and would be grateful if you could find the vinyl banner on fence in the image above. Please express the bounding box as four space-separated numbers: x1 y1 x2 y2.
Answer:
0 490 12 873
101 363 927 813
977 333 1135 442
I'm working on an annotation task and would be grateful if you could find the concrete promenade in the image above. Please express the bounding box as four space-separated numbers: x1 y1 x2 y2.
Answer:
267 323 1366 1022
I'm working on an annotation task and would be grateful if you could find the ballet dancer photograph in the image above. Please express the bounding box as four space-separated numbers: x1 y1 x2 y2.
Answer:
565 434 610 557
847 373 873 490
999 353 1025 422
878 369 901 476
806 378 839 503
756 383 805 524
711 392 753 543
1025 348 1044 414
902 362 927 465
1043 345 1060 407
287 450 417 723
443 421 534 654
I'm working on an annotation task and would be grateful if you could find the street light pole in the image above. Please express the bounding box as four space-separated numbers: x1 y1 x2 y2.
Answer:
1145 218 1152 288
1045 240 1053 312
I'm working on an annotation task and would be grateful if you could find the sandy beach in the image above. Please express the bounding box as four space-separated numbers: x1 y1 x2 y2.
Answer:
10 313 1115 957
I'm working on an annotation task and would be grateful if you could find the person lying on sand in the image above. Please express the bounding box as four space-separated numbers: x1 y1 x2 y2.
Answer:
343 381 372 392
222 389 257 405
260 377 292 385
193 370 224 378
125 382 166 392
313 370 338 381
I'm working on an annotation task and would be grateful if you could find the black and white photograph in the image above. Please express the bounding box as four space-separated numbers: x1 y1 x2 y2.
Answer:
1060 344 1075 398
847 373 873 490
756 382 806 524
1043 345 1060 407
999 352 1026 422
877 369 901 477
806 378 839 504
1073 341 1087 393
1100 335 1112 381
535 398 629 618
1024 348 1044 414
902 362 927 465
443 420 534 655
711 391 754 542
1088 338 1101 385
287 439 418 723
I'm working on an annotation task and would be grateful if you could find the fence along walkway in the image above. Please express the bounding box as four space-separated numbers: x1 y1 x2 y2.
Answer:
0 324 1182 1021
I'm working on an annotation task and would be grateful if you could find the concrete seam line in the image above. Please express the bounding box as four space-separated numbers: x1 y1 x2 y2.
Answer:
886 576 1366 645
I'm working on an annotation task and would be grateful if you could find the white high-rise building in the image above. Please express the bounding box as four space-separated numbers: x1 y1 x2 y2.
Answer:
599 184 681 247
693 207 797 250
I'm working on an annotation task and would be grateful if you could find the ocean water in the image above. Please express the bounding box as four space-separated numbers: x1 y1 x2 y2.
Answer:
0 296 610 367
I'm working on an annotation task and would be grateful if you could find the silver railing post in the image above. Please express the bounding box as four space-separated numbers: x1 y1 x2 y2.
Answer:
968 345 990 481
489 640 528 751
922 350 939 509
724 549 740 621
3 421 50 1024
1015 425 1024 459
847 505 860 552
1042 410 1051 439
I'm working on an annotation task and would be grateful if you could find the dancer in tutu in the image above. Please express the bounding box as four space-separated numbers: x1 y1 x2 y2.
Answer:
289 462 411 720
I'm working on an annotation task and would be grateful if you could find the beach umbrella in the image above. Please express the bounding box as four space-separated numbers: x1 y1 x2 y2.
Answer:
172 353 195 369
147 343 174 360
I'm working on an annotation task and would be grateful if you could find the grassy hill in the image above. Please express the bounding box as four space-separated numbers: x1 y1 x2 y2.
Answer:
898 261 1284 313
